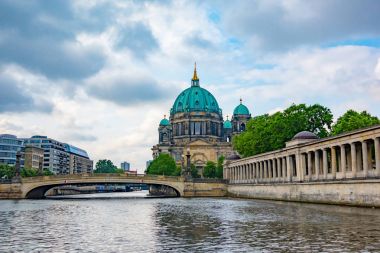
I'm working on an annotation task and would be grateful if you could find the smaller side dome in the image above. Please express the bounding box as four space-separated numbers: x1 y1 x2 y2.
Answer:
233 98 250 115
223 120 232 129
159 115 170 126
292 131 319 140
227 154 241 160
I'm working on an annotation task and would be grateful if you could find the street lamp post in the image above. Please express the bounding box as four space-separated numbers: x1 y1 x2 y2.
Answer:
185 147 192 180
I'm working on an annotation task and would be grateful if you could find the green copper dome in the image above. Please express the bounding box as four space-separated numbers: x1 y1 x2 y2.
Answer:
223 119 232 129
233 99 250 115
159 117 170 126
170 65 221 115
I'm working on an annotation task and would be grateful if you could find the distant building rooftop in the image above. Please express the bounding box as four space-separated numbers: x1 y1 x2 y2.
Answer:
64 144 89 158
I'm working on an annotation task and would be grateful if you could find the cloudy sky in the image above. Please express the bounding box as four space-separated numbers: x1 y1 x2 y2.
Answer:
1 0 380 171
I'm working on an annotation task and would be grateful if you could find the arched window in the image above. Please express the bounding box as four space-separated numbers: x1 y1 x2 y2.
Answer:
240 123 246 131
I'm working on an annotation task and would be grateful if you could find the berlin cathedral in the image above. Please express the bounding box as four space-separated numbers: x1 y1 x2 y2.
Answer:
152 64 251 175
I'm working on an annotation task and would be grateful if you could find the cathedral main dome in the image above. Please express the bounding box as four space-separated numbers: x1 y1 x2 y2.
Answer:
170 86 221 115
170 64 221 115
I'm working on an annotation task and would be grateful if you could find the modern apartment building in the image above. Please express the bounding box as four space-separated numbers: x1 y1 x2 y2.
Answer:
64 144 93 174
0 134 23 166
23 136 70 174
22 135 93 175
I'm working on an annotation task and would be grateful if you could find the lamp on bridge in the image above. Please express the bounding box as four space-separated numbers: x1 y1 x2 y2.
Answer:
185 147 192 179
14 151 22 180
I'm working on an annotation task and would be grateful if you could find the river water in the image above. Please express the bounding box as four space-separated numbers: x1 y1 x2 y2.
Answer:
1 191 380 252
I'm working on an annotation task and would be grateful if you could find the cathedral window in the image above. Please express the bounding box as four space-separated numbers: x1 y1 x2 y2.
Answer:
195 122 201 135
177 123 182 136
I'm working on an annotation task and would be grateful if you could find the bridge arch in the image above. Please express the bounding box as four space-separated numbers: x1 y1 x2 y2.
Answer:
21 175 184 199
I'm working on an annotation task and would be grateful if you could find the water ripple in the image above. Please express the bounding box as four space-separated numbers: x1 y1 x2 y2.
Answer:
0 193 380 252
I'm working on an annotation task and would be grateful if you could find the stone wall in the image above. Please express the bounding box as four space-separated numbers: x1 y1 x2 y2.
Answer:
0 183 22 199
227 180 380 207
183 180 227 197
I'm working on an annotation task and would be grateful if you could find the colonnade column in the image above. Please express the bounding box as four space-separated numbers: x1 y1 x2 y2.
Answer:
268 160 272 180
323 148 328 179
286 156 292 182
282 158 286 181
315 150 320 180
351 143 357 177
258 162 262 182
264 161 268 181
362 141 368 177
307 152 312 179
252 163 256 182
375 137 380 176
277 158 282 180
340 145 346 179
331 147 337 179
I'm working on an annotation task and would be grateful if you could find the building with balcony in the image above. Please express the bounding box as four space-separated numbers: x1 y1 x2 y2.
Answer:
64 144 93 174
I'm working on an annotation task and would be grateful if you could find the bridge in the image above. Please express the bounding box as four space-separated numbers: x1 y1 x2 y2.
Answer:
0 174 227 199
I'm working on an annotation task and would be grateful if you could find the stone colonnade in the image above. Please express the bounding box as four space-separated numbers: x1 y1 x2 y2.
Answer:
224 126 380 184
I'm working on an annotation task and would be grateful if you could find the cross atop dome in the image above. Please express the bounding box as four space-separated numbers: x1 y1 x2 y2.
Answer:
191 62 200 86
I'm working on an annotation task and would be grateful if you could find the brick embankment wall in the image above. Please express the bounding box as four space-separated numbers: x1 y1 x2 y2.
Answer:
0 183 22 199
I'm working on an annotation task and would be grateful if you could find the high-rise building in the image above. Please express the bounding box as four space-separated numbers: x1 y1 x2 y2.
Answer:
121 162 130 171
0 134 23 166
64 144 93 174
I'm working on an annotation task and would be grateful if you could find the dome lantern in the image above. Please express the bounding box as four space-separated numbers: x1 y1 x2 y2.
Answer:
191 62 200 87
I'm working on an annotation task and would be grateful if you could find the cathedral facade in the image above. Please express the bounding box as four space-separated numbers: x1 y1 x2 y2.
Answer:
152 65 251 175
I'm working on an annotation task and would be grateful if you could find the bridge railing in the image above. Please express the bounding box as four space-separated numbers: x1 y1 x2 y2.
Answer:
20 173 184 183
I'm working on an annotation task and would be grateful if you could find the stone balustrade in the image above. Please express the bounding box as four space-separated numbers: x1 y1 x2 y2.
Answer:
224 125 380 184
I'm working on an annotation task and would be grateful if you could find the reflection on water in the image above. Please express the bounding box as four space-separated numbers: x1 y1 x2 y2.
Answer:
1 193 380 252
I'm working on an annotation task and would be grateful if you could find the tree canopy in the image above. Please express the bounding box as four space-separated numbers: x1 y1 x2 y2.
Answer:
331 110 380 136
0 164 53 179
94 159 121 173
0 164 15 179
146 154 178 176
203 161 217 178
203 156 224 179
233 104 333 157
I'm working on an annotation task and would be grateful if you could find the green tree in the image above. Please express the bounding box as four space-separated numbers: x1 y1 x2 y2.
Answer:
203 161 216 178
42 169 54 176
20 168 39 177
94 159 119 173
146 154 177 176
233 103 333 157
190 164 201 178
216 156 225 179
0 164 15 179
331 110 380 136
